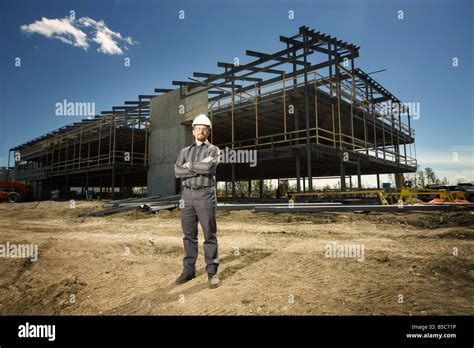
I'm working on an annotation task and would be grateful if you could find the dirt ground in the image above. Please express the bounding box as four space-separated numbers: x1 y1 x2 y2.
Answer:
0 200 473 315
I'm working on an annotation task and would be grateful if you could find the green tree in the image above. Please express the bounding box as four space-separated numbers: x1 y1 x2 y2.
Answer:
425 167 437 184
235 180 249 197
416 168 425 188
251 179 274 197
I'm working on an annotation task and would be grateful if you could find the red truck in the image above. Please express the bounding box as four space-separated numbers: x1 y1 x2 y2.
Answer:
0 182 31 203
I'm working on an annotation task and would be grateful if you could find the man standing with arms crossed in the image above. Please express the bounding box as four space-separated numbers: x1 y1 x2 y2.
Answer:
174 114 221 289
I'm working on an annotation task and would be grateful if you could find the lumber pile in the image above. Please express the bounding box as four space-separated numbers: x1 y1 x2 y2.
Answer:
79 195 181 217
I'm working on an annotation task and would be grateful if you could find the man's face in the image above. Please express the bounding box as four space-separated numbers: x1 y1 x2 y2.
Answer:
193 125 210 142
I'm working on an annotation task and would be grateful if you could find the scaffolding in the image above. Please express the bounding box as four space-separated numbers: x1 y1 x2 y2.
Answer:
10 97 154 199
182 26 416 195
8 26 417 200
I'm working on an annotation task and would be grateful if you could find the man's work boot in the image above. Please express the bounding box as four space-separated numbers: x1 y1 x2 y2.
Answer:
175 271 196 285
208 274 221 289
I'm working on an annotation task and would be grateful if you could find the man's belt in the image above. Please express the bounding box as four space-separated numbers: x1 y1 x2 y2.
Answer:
184 185 212 190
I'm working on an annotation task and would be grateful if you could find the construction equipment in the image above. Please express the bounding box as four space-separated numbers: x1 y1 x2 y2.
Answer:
289 187 468 206
385 176 468 204
0 182 31 203
386 187 467 204
425 183 474 203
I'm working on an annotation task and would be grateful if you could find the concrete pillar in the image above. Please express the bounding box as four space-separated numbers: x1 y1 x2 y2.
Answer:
340 155 346 191
121 173 125 199
85 171 89 197
147 87 207 196
295 154 301 192
395 173 404 189
231 164 236 199
357 163 362 190
65 174 69 199
48 177 52 200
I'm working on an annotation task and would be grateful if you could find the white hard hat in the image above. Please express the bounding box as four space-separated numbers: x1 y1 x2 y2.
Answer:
192 114 212 129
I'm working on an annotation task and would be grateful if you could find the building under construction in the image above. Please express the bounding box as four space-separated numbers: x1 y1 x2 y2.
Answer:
8 26 417 200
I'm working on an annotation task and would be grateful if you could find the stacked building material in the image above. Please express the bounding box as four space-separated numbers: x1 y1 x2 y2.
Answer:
217 202 341 211
79 195 181 217
252 203 474 213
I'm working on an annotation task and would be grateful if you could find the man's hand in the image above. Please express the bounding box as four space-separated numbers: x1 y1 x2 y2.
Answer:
182 157 213 170
201 156 214 163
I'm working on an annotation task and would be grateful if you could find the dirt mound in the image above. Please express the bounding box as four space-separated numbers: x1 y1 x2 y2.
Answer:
387 212 474 229
435 229 474 240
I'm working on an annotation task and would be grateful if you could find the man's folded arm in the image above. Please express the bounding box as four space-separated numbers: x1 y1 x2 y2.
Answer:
188 147 220 175
174 149 197 179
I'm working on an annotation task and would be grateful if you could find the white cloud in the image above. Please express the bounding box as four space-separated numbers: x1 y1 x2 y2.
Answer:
77 17 134 55
21 17 89 50
20 16 136 55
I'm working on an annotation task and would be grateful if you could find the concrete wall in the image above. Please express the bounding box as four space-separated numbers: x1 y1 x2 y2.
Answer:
147 87 208 196
0 167 12 181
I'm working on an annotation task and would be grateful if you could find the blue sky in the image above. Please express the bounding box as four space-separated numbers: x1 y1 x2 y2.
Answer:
0 0 472 184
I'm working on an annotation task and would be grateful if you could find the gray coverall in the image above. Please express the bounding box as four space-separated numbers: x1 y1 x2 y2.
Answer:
174 139 220 276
